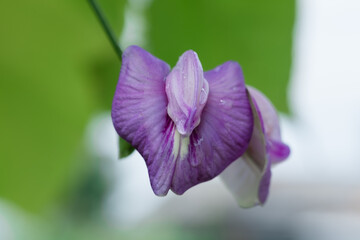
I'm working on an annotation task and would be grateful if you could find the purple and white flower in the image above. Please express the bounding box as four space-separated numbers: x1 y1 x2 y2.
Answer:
221 87 290 207
112 45 254 195
111 45 289 204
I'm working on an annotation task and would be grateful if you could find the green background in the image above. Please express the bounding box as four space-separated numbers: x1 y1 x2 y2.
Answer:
0 0 294 238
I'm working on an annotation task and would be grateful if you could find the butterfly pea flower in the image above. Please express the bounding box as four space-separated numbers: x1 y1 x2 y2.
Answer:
221 86 290 207
111 45 254 196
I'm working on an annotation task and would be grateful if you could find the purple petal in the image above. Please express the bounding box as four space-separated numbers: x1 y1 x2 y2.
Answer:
111 45 174 195
171 61 253 194
165 50 209 136
220 90 270 207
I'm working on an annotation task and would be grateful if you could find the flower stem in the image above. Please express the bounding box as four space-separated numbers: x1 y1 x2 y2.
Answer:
88 0 123 61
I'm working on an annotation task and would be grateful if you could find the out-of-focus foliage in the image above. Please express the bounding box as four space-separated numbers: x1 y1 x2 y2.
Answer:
148 0 295 112
60 157 111 221
0 0 125 213
119 138 134 158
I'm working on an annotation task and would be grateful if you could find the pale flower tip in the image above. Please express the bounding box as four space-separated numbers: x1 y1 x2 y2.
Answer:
181 49 199 62
152 187 169 197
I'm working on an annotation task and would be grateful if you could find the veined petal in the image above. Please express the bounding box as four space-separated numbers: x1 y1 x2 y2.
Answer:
165 50 209 136
171 61 253 194
220 90 269 207
111 46 174 195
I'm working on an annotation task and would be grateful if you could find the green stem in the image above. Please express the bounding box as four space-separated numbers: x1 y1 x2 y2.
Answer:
88 0 122 61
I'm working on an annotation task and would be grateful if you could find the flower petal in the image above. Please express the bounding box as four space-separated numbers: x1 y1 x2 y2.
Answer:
247 86 281 141
220 90 270 207
170 61 253 194
248 86 290 163
165 50 209 136
111 45 175 195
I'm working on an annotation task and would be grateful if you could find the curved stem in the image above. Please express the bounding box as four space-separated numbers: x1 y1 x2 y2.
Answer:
88 0 122 61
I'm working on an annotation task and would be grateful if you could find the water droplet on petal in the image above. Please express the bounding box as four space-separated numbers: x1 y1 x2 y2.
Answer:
194 137 204 147
219 99 233 109
200 88 208 104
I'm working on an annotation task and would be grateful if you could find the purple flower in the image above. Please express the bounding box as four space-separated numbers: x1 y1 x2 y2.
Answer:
111 45 290 203
112 46 254 195
221 86 290 207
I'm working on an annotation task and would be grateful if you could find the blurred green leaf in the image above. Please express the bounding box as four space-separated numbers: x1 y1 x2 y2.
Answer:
89 0 127 108
61 158 110 221
119 137 134 158
0 0 125 213
97 0 127 37
148 0 295 112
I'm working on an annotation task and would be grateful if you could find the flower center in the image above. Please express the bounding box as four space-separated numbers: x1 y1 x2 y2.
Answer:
165 50 209 137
